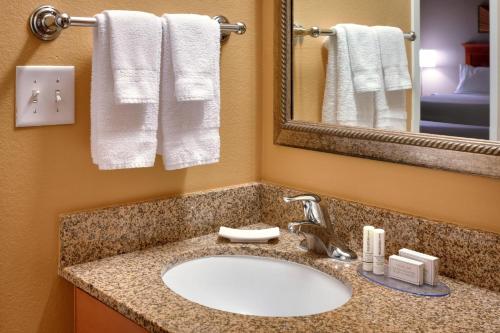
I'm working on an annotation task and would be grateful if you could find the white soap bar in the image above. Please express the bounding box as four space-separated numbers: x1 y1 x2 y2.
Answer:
399 248 439 286
388 255 424 285
218 227 280 243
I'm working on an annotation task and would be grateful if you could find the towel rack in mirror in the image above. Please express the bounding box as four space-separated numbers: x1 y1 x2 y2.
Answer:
29 5 247 44
293 25 417 41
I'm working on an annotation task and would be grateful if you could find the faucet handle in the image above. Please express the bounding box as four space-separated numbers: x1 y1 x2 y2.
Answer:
283 193 327 227
283 194 321 203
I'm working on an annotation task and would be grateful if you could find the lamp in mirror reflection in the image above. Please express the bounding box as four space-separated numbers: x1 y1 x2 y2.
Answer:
419 49 437 68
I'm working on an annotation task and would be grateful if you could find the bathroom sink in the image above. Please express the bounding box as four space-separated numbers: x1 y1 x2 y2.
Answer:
161 255 351 317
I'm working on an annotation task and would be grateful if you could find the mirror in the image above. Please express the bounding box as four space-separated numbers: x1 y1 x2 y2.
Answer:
293 0 495 140
275 0 500 178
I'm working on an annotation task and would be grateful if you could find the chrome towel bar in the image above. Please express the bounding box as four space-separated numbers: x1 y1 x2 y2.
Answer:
29 5 247 44
293 25 417 41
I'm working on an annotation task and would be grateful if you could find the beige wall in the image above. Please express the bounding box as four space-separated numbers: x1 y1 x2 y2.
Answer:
0 1 261 332
262 0 500 235
293 0 412 126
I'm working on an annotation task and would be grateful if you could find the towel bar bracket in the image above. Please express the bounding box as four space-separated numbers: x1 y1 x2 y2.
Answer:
213 15 246 44
29 5 63 41
28 5 247 44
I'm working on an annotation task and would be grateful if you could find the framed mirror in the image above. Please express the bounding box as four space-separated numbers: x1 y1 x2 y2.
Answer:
275 0 500 177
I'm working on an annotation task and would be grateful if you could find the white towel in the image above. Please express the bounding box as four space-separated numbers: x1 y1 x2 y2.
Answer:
322 25 374 127
344 24 383 93
322 25 407 131
166 14 219 101
91 13 159 170
372 26 410 131
158 15 221 170
372 26 412 91
374 90 407 131
104 10 162 104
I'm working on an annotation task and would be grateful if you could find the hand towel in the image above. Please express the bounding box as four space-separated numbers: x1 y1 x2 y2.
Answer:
372 26 410 131
322 25 375 127
91 13 159 170
165 14 219 101
322 24 408 131
344 24 383 93
372 26 412 91
374 90 408 131
104 10 162 104
158 15 221 170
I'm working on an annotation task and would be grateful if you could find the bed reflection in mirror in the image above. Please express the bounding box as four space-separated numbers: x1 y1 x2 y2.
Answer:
292 0 497 141
419 1 490 140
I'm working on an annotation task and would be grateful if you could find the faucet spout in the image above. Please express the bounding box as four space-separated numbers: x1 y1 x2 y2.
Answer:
287 221 315 234
284 193 357 261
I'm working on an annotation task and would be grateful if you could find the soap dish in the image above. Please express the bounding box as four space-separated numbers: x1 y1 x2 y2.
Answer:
357 264 450 297
218 227 280 243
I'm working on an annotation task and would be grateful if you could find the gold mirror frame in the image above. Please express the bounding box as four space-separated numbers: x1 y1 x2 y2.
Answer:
274 0 500 178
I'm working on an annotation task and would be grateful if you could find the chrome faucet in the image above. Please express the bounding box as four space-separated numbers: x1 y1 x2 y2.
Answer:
284 194 357 261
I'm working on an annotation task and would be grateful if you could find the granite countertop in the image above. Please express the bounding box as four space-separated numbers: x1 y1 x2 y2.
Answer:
61 224 500 333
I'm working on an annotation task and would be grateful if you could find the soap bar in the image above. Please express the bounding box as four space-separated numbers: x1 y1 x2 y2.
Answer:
388 255 424 285
218 226 280 243
399 248 439 286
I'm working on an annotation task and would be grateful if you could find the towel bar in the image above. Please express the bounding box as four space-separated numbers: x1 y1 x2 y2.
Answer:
29 5 247 44
293 25 417 41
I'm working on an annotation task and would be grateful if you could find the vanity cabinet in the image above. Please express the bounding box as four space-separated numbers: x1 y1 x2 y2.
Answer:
75 287 147 333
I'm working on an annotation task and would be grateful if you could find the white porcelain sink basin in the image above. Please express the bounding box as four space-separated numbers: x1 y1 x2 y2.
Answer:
161 255 351 317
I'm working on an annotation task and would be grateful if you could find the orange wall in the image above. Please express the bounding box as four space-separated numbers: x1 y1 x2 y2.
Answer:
0 1 261 332
262 0 500 235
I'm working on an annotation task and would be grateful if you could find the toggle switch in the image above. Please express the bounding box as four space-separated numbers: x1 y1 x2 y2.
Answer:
16 66 75 127
55 89 62 112
55 89 62 103
32 89 40 103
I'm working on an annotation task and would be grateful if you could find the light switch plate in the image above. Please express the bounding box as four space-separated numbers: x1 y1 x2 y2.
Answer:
16 66 75 127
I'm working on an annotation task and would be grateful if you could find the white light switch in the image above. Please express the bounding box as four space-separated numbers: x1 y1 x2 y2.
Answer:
16 66 75 127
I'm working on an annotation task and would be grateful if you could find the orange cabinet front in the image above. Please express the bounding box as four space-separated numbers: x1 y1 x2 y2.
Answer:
74 287 148 333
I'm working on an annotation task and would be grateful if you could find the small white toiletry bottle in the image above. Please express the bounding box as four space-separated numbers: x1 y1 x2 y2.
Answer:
362 226 375 271
372 229 385 275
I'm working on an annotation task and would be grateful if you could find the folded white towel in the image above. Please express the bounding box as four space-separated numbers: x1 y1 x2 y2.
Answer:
158 15 221 170
344 24 383 93
372 26 410 131
104 10 162 104
91 13 159 170
166 14 219 101
372 26 412 91
375 90 407 131
322 24 407 131
322 25 374 127
218 227 280 243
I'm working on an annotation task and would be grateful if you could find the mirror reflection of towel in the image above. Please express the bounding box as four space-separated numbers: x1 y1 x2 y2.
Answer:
322 24 410 131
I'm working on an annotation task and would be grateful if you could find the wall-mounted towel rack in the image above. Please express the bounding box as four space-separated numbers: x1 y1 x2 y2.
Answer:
29 5 247 44
293 25 417 41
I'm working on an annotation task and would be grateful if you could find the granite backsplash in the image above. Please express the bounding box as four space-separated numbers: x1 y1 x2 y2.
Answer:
59 182 499 291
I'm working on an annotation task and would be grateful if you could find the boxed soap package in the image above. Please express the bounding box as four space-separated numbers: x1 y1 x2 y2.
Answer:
399 248 439 286
388 255 424 285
